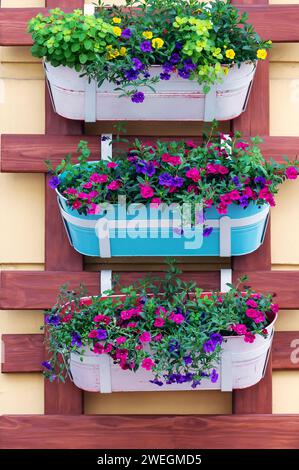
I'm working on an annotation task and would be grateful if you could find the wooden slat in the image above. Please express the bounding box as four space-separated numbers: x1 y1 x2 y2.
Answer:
1 414 299 449
1 334 43 373
2 6 299 46
1 134 298 173
0 271 220 310
2 331 298 374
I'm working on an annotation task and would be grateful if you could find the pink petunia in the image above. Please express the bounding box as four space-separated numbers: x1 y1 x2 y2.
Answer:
140 184 154 198
151 197 162 208
155 307 167 316
217 202 228 215
246 299 258 308
107 162 118 168
93 314 111 325
88 330 98 338
141 357 155 371
271 303 279 314
285 166 298 180
253 312 265 323
229 189 240 200
87 203 101 215
246 308 259 318
72 200 82 210
232 324 248 335
90 173 108 184
153 333 163 342
107 180 121 190
88 190 99 200
170 313 185 324
65 188 77 195
82 182 93 189
244 332 256 343
139 332 151 343
154 317 165 327
186 168 201 182
115 336 127 344
243 187 255 198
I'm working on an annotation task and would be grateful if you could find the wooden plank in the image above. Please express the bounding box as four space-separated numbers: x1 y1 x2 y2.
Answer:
2 6 299 46
1 334 43 373
1 414 299 449
2 134 297 173
273 331 299 370
2 331 298 374
0 271 220 310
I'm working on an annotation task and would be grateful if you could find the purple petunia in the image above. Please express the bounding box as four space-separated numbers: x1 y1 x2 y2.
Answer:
48 176 60 189
210 369 219 383
160 72 171 80
178 68 191 79
162 62 173 73
45 315 59 326
254 176 266 185
42 361 53 371
184 59 196 71
239 196 249 208
210 333 223 345
183 355 193 366
132 57 144 70
143 71 151 79
159 172 175 187
136 160 156 177
168 340 180 354
203 227 213 237
231 176 240 186
170 52 181 64
175 42 183 50
172 176 184 188
150 378 164 386
131 92 145 103
125 68 139 81
71 332 82 347
121 28 132 39
203 339 216 353
140 41 152 52
191 379 201 388
97 329 107 340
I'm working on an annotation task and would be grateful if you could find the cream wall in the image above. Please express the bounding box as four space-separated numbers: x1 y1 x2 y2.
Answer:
1 1 299 415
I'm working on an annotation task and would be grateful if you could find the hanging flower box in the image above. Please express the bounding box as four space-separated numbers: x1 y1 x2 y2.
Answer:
43 267 278 393
28 1 271 122
48 134 298 258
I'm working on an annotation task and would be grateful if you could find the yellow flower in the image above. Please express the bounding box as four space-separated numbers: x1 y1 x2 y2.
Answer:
106 45 120 60
152 38 164 49
225 49 235 60
113 26 122 37
212 47 222 59
119 46 127 56
142 31 153 39
112 17 121 24
257 49 267 60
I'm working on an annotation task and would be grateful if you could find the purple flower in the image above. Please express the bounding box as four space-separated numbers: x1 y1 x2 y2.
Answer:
71 332 82 347
191 379 201 388
42 361 53 370
125 68 139 81
101 135 110 142
48 176 60 189
231 176 240 186
45 315 59 326
136 160 156 177
178 68 191 79
131 92 145 103
211 369 219 383
159 172 175 187
140 41 152 52
121 28 132 39
203 227 213 237
170 52 180 64
168 340 180 354
150 378 163 386
173 176 184 187
175 42 183 50
162 62 173 73
97 329 107 340
184 59 196 71
203 339 216 353
160 72 171 80
132 58 144 70
183 355 193 366
210 333 223 345
143 71 151 79
239 196 249 208
254 176 266 185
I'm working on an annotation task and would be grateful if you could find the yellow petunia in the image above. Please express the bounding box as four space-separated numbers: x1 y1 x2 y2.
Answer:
113 26 122 37
257 49 267 60
225 49 235 60
152 38 164 49
119 47 127 56
112 17 121 24
142 31 153 39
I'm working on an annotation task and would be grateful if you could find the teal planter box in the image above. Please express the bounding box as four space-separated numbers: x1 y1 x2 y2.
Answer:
57 191 269 258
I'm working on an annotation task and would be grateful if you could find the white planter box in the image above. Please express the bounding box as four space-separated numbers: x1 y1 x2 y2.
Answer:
69 310 276 393
44 61 256 122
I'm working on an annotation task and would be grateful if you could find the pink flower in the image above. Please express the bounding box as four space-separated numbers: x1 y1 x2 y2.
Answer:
153 333 163 342
93 343 105 354
90 173 108 184
285 166 298 180
161 153 181 165
140 184 154 198
186 168 201 182
139 332 151 343
88 330 98 338
154 317 165 327
107 162 118 168
171 313 185 324
65 188 77 195
93 314 111 325
206 163 218 174
116 336 127 344
271 303 279 314
259 187 271 200
229 190 240 201
246 308 259 319
186 140 197 148
151 197 162 208
253 312 265 323
218 165 229 175
217 203 228 215
135 344 143 350
72 200 82 210
121 309 134 320
82 182 93 189
116 348 128 360
204 198 213 208
155 307 167 316
187 185 199 195
244 332 256 343
262 328 268 335
107 180 121 190
127 322 138 328
246 299 258 308
88 190 99 200
61 314 72 323
141 357 155 371
220 194 232 205
87 203 101 215
77 192 89 200
104 344 113 353
235 141 249 150
232 324 248 335
243 187 255 198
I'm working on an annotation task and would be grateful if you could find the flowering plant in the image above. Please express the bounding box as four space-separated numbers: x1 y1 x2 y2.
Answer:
28 0 271 102
47 132 298 221
43 262 278 387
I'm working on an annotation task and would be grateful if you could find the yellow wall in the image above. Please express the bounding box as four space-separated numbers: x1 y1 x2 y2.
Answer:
1 1 299 415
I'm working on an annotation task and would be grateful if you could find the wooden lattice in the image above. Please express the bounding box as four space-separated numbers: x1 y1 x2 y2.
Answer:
1 0 299 448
